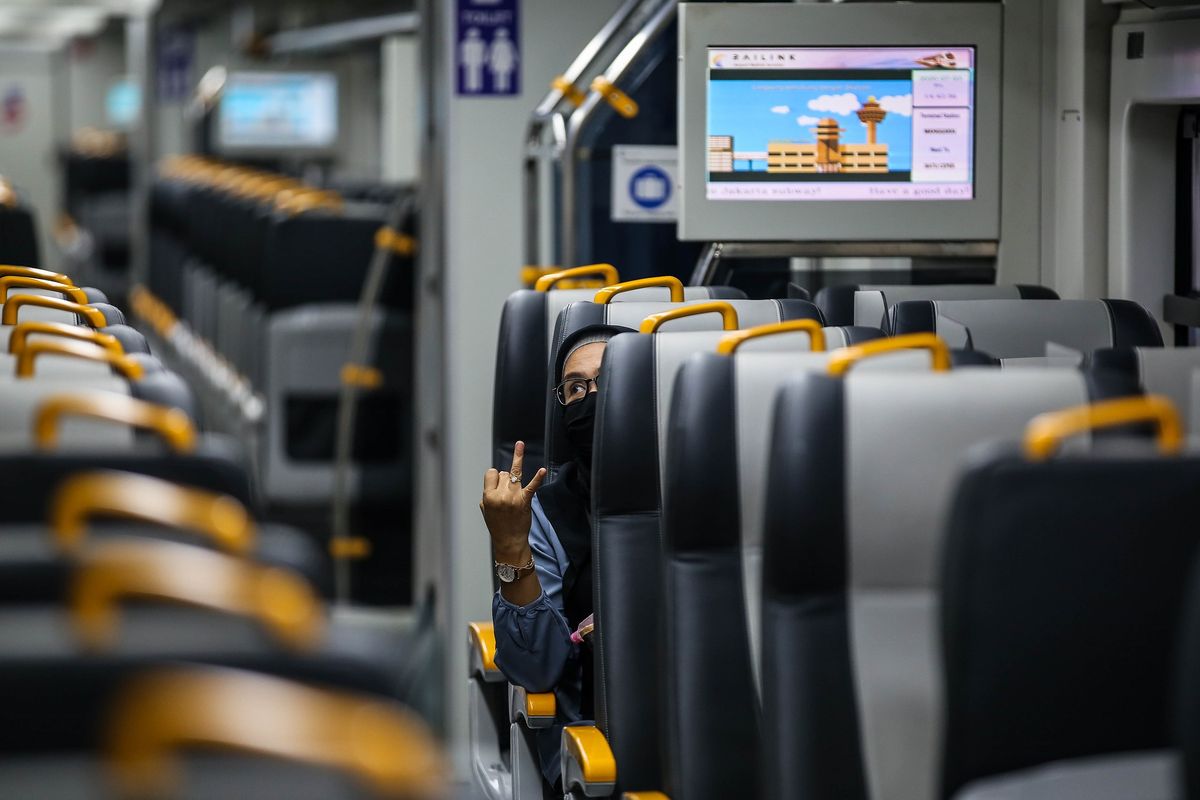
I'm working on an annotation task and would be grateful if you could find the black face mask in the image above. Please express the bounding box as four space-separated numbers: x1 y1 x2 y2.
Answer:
562 391 597 464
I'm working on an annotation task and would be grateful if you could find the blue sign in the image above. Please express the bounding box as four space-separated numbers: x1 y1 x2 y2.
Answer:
157 26 194 103
456 0 520 96
629 166 672 210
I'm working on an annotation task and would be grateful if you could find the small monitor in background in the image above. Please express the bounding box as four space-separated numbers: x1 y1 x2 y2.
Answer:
105 77 141 129
216 71 338 152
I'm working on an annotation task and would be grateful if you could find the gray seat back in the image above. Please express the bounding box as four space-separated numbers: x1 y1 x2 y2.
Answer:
760 368 1101 800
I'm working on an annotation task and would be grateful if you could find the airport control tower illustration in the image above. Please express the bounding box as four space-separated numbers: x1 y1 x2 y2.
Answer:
709 96 891 174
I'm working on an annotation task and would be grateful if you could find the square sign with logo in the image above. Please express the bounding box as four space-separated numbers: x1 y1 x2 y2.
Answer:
456 0 520 96
611 144 679 222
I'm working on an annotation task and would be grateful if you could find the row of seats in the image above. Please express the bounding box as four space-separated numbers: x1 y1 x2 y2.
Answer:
471 268 1200 800
0 257 447 797
146 156 415 511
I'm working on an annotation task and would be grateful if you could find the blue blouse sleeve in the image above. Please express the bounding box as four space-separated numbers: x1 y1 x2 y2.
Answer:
491 497 576 693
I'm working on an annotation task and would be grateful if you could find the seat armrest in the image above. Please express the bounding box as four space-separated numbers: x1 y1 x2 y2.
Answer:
562 724 617 797
509 683 556 728
468 621 504 683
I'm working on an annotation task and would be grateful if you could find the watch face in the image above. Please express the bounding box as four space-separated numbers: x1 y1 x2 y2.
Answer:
497 563 516 583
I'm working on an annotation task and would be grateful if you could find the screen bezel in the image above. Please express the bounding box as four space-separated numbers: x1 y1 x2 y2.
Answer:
678 3 1002 242
215 71 340 156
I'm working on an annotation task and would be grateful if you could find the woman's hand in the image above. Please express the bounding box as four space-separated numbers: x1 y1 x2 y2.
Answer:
480 440 547 562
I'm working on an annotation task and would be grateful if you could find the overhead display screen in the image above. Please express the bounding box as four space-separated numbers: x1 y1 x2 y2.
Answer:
218 72 338 151
706 47 975 201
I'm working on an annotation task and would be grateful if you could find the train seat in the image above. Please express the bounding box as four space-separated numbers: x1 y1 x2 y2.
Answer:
939 399 1195 799
889 298 1163 358
0 202 41 266
815 283 1057 327
759 366 1138 800
1092 346 1200 433
493 272 745 471
0 666 445 800
658 333 1004 800
546 296 825 478
563 315 867 797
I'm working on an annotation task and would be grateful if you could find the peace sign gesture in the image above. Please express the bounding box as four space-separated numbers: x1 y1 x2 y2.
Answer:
480 440 547 560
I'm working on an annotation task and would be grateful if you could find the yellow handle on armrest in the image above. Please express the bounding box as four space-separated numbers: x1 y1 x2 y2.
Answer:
468 621 500 675
10 321 122 357
641 301 739 334
563 725 618 786
535 264 620 292
16 338 144 381
0 265 74 285
623 793 672 800
717 319 825 354
594 276 684 305
50 471 256 555
1023 395 1183 460
0 276 88 305
106 667 447 798
35 392 196 453
826 333 951 376
3 294 106 327
72 539 323 651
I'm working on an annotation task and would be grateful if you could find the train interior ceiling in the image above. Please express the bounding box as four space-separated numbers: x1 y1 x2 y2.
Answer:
0 0 1195 797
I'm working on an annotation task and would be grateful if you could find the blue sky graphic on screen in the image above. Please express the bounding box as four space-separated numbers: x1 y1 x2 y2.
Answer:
219 72 338 150
709 80 913 171
706 47 975 201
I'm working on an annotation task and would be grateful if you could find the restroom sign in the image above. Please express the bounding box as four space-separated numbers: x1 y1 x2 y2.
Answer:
456 0 520 96
611 145 679 222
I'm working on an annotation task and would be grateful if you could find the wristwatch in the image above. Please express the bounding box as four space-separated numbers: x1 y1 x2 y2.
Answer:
495 556 536 583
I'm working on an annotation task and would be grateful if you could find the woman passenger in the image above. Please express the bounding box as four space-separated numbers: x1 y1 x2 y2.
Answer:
480 325 626 792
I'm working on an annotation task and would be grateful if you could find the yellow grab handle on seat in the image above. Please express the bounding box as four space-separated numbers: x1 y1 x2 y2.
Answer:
563 725 618 785
35 392 196 453
72 540 323 651
468 621 499 673
591 76 639 118
50 471 257 555
10 321 122 357
16 338 144 381
717 319 825 354
535 264 620 292
1023 395 1183 460
594 276 684 305
0 276 88 305
3 294 106 327
0 265 74 285
640 301 739 334
106 667 448 798
623 794 672 800
826 333 951 376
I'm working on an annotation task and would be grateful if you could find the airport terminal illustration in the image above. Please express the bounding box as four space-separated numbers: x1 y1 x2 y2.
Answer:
709 95 892 174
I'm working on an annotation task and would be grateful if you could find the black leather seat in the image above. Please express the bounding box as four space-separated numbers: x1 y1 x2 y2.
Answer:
574 313 843 796
816 283 1057 327
1092 346 1200 433
492 275 745 472
547 297 824 479
940 403 1196 799
889 298 1164 359
659 331 1024 800
759 365 1139 800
